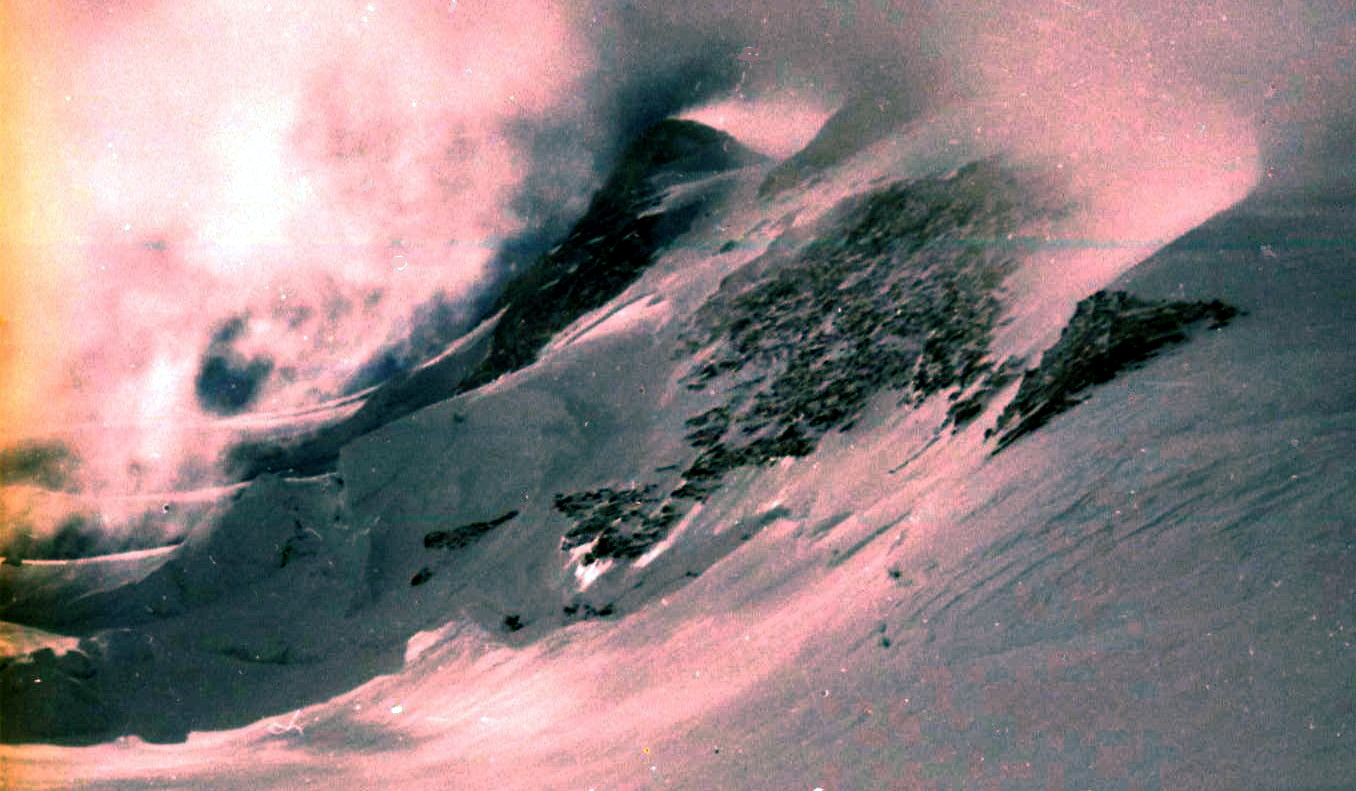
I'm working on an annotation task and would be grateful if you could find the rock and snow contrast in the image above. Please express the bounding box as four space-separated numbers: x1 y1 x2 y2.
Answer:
1 2 1353 789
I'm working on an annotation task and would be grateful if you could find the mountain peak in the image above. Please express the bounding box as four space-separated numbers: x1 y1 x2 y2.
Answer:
760 92 916 198
598 118 765 205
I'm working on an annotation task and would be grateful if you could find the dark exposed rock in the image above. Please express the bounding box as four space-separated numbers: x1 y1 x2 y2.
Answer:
562 601 615 619
423 510 519 552
683 406 733 449
410 567 434 586
675 160 1056 498
553 487 676 563
989 290 1240 452
945 358 1024 431
557 161 1057 565
458 120 763 394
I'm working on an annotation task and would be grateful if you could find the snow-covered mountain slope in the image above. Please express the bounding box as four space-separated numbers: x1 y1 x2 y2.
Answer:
2 101 1352 789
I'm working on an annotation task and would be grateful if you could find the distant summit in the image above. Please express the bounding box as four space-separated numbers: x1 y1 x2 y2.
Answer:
224 119 762 481
462 119 763 391
759 92 916 198
595 118 764 206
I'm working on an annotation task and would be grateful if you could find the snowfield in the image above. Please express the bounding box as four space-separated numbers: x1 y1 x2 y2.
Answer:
2 97 1353 791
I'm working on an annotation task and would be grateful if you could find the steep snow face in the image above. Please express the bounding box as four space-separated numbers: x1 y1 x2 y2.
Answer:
3 98 1353 790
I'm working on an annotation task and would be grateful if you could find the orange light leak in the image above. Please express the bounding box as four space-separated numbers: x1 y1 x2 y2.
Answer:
0 2 64 451
1 11 44 788
0 1 29 441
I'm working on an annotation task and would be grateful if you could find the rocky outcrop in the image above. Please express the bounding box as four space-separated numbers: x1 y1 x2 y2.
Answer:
677 160 1052 495
989 290 1239 452
457 119 763 393
554 487 677 563
423 510 519 552
411 510 522 586
556 161 1057 564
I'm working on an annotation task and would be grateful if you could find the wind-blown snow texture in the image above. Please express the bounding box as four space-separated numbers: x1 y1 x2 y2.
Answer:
2 99 1353 790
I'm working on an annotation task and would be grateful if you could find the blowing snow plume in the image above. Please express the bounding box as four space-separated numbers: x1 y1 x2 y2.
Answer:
0 0 600 497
